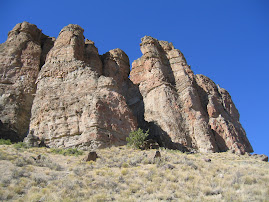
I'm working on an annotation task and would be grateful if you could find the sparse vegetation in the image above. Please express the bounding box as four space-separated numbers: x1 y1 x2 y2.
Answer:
50 148 83 156
127 128 149 149
13 142 29 149
0 144 268 201
0 139 12 145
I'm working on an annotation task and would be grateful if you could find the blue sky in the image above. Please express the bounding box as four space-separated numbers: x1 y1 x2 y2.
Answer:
1 0 268 156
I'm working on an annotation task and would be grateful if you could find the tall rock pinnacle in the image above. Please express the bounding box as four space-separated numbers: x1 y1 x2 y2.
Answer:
130 36 253 154
0 23 253 153
27 24 137 149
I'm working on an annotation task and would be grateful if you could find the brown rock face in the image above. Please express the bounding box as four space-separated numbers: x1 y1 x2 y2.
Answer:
1 23 253 154
130 36 253 154
27 24 137 150
195 74 253 154
0 22 43 140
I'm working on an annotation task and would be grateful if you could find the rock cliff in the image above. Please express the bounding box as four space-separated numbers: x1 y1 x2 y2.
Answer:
0 22 253 153
27 24 137 149
130 36 253 154
0 22 43 141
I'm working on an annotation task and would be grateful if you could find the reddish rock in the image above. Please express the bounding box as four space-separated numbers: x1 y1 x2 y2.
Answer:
195 74 253 153
130 36 253 154
0 22 43 140
1 23 253 154
27 24 137 150
130 36 217 152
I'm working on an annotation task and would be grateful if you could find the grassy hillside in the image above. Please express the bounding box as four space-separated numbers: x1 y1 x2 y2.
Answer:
0 143 268 201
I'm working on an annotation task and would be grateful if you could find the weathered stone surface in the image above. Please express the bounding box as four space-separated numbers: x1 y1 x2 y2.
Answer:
130 36 253 154
195 74 253 154
27 24 137 150
0 22 43 140
1 23 253 154
130 36 217 152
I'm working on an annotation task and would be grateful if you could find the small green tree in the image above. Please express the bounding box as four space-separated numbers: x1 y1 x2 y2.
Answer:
126 128 149 149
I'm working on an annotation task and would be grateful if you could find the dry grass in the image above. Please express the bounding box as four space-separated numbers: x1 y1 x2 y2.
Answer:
0 144 268 201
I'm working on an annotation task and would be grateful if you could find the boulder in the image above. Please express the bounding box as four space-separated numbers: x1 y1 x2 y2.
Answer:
84 151 98 161
154 151 161 159
140 139 159 150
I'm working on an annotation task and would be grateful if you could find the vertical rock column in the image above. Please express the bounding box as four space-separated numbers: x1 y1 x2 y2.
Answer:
159 39 218 152
131 36 253 154
0 22 43 140
131 37 197 150
130 36 217 152
28 24 137 149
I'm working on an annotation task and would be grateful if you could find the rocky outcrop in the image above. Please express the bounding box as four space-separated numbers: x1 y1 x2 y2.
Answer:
130 36 253 154
195 74 253 154
0 22 44 140
27 24 137 149
250 154 268 162
1 23 253 154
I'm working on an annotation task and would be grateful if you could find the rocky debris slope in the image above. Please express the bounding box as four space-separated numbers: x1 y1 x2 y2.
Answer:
130 36 253 154
0 22 253 153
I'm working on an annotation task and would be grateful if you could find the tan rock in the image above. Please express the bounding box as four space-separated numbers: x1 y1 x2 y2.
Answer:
195 74 253 154
1 23 253 154
130 36 217 152
130 36 252 154
27 24 137 150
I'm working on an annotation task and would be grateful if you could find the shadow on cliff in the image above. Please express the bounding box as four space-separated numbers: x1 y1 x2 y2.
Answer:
127 85 188 152
126 40 191 152
0 120 21 142
145 121 189 152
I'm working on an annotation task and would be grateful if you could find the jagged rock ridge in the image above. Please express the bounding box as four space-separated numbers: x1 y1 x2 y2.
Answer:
0 22 253 154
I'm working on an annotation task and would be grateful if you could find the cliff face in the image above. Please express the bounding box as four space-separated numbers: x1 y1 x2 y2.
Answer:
0 22 253 153
130 36 252 154
0 22 43 141
27 24 137 149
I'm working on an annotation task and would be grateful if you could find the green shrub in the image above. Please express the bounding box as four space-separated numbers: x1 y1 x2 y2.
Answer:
126 128 149 149
13 142 29 149
0 139 12 145
50 148 83 156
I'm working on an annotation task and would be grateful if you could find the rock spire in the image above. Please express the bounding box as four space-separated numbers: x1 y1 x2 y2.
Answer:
0 22 253 154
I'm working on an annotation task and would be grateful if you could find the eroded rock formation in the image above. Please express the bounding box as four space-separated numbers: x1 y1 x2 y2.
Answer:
0 22 253 153
0 22 43 141
27 24 137 149
130 36 253 154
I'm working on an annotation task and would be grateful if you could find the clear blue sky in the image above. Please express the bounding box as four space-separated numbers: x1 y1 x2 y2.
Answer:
1 0 268 156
